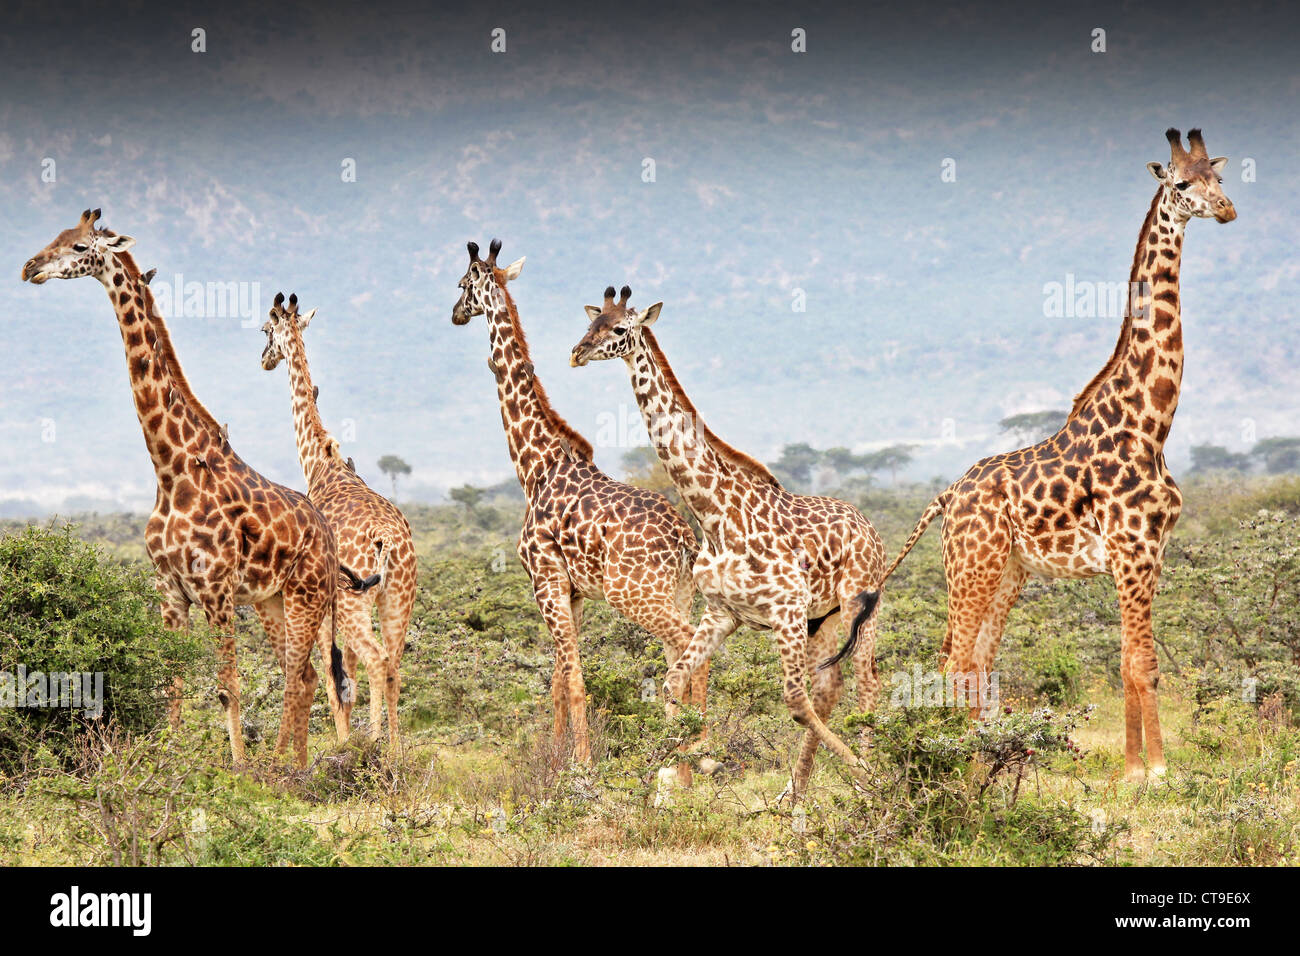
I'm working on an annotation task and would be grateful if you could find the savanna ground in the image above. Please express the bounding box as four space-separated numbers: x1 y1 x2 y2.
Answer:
1 474 1298 866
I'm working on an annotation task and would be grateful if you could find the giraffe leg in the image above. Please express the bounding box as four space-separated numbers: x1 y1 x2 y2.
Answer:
1109 547 1166 781
533 577 589 767
375 582 413 753
973 560 1029 713
338 591 387 744
612 591 702 783
672 575 710 726
942 513 1014 716
771 609 867 785
281 616 317 770
252 596 290 757
341 636 360 739
281 590 336 768
160 598 191 730
316 611 354 746
789 611 844 799
254 594 289 669
294 656 318 760
663 604 738 710
201 593 244 767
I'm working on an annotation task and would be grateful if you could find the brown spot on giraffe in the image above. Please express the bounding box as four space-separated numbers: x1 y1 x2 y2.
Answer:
22 209 375 769
873 129 1236 782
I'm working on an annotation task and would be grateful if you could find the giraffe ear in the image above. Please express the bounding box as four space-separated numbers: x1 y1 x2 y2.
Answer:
501 257 525 282
298 308 317 330
105 233 136 252
1146 162 1167 182
583 305 601 321
1209 156 1228 173
635 302 663 327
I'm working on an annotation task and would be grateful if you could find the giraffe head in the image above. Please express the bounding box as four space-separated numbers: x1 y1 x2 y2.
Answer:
21 208 136 285
569 285 662 367
451 238 525 325
260 292 317 371
1147 128 1236 223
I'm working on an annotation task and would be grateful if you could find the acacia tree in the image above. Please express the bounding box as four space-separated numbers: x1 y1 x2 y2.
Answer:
377 454 412 500
1190 444 1252 474
864 444 916 485
1251 437 1300 475
770 443 822 492
999 410 1068 446
449 484 484 512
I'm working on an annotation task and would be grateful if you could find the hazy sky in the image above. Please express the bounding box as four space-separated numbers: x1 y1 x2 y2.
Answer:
0 0 1295 514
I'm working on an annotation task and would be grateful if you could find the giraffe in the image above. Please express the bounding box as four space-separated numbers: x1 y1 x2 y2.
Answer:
451 240 707 773
874 129 1237 781
570 286 886 796
21 209 377 768
260 292 418 751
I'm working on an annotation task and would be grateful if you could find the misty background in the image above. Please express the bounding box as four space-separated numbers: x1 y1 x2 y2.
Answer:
0 0 1295 515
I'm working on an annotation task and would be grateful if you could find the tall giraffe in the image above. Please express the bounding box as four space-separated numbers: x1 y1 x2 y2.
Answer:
876 129 1237 781
570 287 886 795
260 292 418 751
21 209 373 768
451 240 706 771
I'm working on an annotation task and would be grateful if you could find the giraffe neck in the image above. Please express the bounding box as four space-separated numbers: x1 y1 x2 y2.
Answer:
483 285 593 497
1069 186 1187 446
279 321 336 489
101 255 226 482
623 327 780 543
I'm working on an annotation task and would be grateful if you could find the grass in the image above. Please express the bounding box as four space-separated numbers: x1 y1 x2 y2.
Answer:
1 474 1298 866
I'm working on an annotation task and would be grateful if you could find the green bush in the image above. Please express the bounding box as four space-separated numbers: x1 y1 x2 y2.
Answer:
0 525 210 778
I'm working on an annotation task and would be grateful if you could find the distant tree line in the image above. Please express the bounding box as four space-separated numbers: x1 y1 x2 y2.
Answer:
1191 438 1300 476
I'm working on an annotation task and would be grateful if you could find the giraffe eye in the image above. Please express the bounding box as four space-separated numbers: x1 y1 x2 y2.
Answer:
72 243 88 252
1175 181 1191 191
612 327 627 335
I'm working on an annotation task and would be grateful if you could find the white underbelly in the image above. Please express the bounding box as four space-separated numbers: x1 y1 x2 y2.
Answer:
1013 529 1109 580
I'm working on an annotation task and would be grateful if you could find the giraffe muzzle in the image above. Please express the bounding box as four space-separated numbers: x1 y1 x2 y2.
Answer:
21 259 49 283
1215 201 1237 223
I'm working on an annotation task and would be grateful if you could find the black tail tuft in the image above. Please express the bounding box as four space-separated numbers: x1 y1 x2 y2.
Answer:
330 642 353 704
818 590 880 671
339 563 382 593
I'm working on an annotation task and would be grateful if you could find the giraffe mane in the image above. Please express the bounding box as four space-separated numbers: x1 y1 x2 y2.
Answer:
1066 188 1163 422
499 289 594 461
279 308 334 456
117 250 226 441
641 328 782 487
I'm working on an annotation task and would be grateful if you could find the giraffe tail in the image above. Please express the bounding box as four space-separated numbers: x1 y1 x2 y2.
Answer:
338 562 381 592
818 589 880 671
878 489 952 586
329 588 354 705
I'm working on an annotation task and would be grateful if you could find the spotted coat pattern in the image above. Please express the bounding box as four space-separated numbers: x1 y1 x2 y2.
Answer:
571 287 886 794
877 130 1237 781
22 209 356 769
452 241 704 768
261 293 418 751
